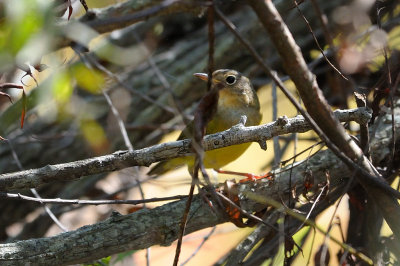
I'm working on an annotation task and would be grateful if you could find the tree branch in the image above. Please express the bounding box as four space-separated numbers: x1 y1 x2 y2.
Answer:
0 108 371 191
55 0 204 48
0 196 227 265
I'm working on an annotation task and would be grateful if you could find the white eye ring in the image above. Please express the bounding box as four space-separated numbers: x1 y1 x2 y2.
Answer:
225 75 236 85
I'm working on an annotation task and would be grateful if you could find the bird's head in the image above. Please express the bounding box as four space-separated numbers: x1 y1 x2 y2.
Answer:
193 69 258 108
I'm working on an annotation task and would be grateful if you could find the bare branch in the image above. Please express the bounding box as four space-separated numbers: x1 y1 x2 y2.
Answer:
0 108 371 191
0 192 187 205
0 195 227 265
56 0 204 48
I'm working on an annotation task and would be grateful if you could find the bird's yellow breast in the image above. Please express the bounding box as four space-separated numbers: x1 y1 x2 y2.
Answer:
163 143 254 172
202 143 253 169
206 88 261 134
202 89 262 169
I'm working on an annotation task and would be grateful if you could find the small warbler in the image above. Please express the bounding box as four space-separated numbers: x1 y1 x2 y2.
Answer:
148 69 262 175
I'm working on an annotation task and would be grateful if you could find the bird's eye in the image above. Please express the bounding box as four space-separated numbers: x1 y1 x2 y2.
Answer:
225 75 236 85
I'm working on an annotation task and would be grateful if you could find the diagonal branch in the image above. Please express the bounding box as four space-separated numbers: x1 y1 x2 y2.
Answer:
247 0 400 238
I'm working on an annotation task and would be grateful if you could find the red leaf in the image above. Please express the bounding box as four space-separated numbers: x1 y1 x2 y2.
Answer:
20 90 26 129
67 1 73 20
127 206 143 213
33 64 49 72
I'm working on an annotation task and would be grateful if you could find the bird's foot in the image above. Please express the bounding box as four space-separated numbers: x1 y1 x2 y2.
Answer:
214 169 273 183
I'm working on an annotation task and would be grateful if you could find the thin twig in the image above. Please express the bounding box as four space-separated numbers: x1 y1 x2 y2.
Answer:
180 226 216 266
295 183 327 232
271 76 281 168
309 0 333 46
175 3 216 264
292 0 347 81
102 90 134 151
173 180 196 266
207 0 215 92
0 192 187 205
7 140 68 232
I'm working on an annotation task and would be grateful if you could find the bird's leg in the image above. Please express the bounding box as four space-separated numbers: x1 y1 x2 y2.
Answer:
214 168 273 183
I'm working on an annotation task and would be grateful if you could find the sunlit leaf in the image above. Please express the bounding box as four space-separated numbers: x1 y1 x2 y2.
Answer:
67 2 73 20
80 119 109 154
309 49 321 60
52 71 73 105
70 63 105 94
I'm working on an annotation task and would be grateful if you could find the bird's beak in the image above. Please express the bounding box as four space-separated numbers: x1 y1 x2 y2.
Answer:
193 73 208 82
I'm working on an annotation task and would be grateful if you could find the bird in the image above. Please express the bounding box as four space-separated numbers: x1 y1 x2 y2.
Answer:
148 69 262 176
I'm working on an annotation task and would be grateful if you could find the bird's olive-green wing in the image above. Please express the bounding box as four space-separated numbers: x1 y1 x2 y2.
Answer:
147 121 196 175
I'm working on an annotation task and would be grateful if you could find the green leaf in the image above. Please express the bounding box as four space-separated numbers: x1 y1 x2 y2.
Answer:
52 71 73 105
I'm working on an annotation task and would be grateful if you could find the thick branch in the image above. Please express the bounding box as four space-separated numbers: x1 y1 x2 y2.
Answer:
0 196 227 265
82 0 202 33
56 0 204 48
0 108 370 191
